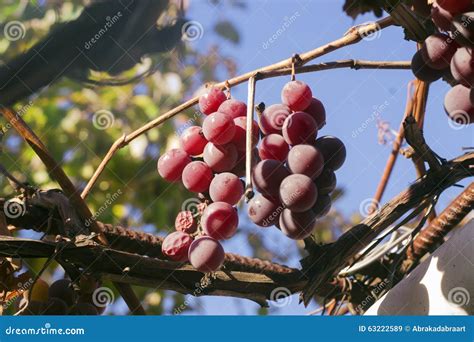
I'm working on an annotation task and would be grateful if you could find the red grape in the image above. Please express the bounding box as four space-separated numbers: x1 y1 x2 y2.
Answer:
162 231 193 262
312 194 332 218
157 148 191 183
452 13 474 48
282 111 318 145
252 159 290 199
232 148 259 177
199 87 227 115
420 34 458 70
218 99 247 119
175 210 197 234
232 116 259 151
431 2 454 31
180 126 208 156
48 279 75 306
436 0 471 14
182 161 213 193
444 84 474 124
201 202 239 240
451 47 474 86
279 208 316 240
188 236 225 272
247 194 283 227
209 172 244 205
258 134 289 162
287 144 324 179
314 136 346 171
411 50 445 83
203 142 238 172
315 168 337 195
304 98 326 129
259 104 291 135
280 174 318 212
202 111 236 145
281 80 312 111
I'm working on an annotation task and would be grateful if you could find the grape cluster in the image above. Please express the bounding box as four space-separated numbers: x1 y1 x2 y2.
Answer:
157 80 345 272
19 278 103 315
411 0 474 125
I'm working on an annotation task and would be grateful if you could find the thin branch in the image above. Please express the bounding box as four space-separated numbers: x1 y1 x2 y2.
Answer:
245 75 257 201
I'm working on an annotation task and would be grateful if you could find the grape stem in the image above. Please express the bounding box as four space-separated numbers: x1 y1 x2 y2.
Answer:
245 75 257 201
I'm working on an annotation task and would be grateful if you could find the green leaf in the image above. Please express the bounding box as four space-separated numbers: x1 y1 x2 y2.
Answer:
214 21 240 44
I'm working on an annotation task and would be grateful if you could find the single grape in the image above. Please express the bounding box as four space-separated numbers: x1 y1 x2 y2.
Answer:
314 136 346 171
157 148 191 183
175 210 197 234
312 194 332 218
231 148 259 177
280 174 318 212
258 134 289 162
201 202 239 240
304 98 326 129
252 159 290 199
436 0 471 14
232 116 259 151
452 13 474 47
48 279 75 306
411 50 445 83
30 278 49 303
420 34 458 70
287 144 324 179
451 47 474 86
162 231 194 262
188 236 225 273
202 111 236 145
203 142 238 172
180 126 208 156
314 168 337 195
281 80 313 111
258 104 291 135
444 84 474 125
69 302 99 315
282 111 318 145
218 99 247 119
182 161 213 193
431 2 454 31
199 87 227 115
279 208 316 240
247 194 284 227
209 172 244 205
43 298 69 315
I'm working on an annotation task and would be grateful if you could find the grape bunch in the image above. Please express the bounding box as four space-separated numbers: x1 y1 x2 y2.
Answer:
156 80 345 272
411 0 474 126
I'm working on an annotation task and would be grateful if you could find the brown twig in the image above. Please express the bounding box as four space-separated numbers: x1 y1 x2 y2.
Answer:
245 75 257 201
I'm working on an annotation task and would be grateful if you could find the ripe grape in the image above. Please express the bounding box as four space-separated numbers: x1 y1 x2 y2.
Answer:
247 194 283 227
304 98 326 129
203 142 238 172
312 194 332 218
43 298 68 315
315 168 337 195
444 84 474 124
175 210 197 234
451 47 474 86
30 278 49 302
188 236 225 272
279 208 316 240
232 148 259 177
180 126 208 156
218 99 247 119
48 279 75 306
157 149 191 183
452 13 474 47
287 144 324 179
258 134 289 162
314 136 346 171
436 0 471 14
199 87 227 115
201 202 239 240
182 161 213 193
411 50 445 83
252 159 290 199
280 174 318 212
69 302 99 315
232 116 259 151
420 34 458 69
209 172 244 205
282 111 318 145
281 80 313 111
162 231 194 262
202 112 236 145
259 104 291 135
431 2 454 31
